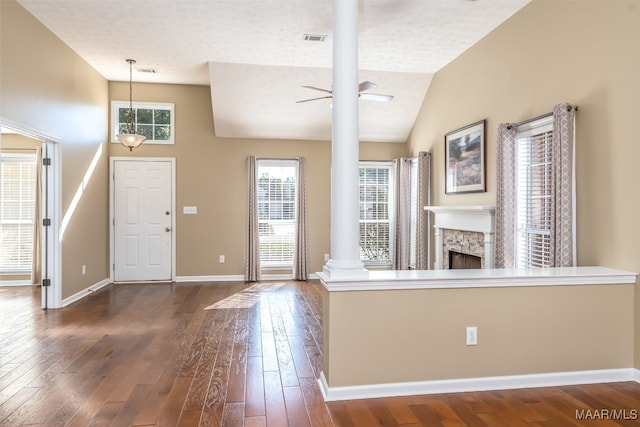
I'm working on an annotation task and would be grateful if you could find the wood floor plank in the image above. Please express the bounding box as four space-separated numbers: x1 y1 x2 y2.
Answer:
154 377 192 427
245 415 267 427
0 386 40 423
283 385 312 427
287 334 315 379
1 282 640 426
245 355 266 417
383 397 421 425
199 365 229 426
221 401 244 427
261 331 279 372
263 370 288 426
276 339 299 387
226 343 248 403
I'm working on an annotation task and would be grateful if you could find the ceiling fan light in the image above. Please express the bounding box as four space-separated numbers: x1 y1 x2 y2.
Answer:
117 133 147 151
117 58 146 151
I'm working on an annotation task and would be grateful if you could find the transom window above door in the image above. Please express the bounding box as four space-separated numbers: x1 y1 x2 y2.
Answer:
111 101 174 145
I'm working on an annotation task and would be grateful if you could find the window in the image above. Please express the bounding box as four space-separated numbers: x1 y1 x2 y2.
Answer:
111 101 174 144
0 153 37 272
359 162 393 265
257 160 297 268
515 117 553 268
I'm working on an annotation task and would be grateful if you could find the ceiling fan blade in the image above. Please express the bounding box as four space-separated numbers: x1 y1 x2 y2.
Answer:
358 81 377 92
301 85 332 94
359 93 394 102
295 95 333 103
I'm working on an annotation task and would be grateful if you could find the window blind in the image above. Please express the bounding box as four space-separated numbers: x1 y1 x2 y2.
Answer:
359 164 392 264
515 126 553 268
256 160 297 267
0 153 37 272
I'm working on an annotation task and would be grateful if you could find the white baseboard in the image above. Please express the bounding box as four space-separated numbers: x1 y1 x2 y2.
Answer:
318 368 636 402
175 275 245 282
61 279 111 307
174 273 320 283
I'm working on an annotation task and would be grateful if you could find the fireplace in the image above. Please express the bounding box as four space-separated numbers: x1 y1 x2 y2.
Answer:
424 206 496 269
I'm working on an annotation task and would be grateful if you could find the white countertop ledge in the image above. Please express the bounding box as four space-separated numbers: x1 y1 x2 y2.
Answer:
317 267 637 292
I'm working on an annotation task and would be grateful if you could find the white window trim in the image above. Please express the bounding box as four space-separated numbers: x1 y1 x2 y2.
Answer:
110 101 175 144
359 161 395 267
257 159 298 269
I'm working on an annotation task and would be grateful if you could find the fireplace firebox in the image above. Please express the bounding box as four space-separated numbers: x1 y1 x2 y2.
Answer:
449 251 482 270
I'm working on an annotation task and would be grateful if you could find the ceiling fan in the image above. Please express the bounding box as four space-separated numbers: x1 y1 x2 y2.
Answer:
295 81 393 104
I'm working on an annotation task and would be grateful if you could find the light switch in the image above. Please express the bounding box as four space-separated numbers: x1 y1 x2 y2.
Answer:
183 206 197 215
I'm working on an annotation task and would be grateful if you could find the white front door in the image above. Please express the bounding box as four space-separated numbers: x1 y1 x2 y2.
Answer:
113 160 172 281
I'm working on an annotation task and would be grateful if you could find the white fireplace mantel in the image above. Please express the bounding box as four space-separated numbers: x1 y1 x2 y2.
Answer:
424 205 496 269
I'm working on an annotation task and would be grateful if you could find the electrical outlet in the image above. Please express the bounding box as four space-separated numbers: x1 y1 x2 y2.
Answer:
82 265 86 275
324 253 330 262
466 326 478 346
219 255 225 263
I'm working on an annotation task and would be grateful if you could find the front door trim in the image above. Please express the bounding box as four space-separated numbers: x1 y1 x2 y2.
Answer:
109 157 176 283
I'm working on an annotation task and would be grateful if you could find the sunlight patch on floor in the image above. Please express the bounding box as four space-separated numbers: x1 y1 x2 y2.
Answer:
204 282 286 309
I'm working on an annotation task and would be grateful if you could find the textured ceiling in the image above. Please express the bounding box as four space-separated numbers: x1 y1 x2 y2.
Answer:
17 0 530 142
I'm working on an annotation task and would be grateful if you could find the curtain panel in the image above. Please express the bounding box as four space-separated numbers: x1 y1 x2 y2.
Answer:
245 155 261 282
495 123 517 269
551 103 577 267
393 158 411 270
293 157 309 280
415 151 431 270
393 151 431 270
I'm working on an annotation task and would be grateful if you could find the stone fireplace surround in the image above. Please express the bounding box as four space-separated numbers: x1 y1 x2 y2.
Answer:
424 206 496 269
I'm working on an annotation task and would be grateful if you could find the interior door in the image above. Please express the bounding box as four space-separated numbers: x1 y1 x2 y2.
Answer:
114 160 172 281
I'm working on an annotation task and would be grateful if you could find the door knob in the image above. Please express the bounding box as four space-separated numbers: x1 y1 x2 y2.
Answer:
165 211 170 215
165 227 171 232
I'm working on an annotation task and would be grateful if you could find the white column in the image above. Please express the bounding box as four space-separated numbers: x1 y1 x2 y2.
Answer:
322 0 367 278
484 232 495 269
434 227 443 269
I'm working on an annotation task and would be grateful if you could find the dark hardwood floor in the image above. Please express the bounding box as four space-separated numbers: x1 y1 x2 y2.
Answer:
1 281 639 426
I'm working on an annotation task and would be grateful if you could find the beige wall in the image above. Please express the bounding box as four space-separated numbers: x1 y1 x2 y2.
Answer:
108 82 408 277
1 1 110 299
325 283 633 387
407 1 640 366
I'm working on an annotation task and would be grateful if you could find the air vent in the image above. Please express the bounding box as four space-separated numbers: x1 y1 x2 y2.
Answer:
303 34 328 42
137 68 158 74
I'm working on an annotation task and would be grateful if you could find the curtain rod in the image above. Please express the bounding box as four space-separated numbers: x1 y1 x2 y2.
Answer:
507 112 552 130
507 105 578 130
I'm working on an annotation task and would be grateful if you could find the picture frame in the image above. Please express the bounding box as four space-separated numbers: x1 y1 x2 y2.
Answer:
445 119 486 194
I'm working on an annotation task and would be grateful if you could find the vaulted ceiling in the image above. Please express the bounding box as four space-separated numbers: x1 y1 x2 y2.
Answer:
17 0 530 142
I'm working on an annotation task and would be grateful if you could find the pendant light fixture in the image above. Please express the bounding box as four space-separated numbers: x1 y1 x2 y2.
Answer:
116 59 147 151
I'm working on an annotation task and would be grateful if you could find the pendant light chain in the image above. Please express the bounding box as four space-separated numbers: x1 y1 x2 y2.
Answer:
128 59 136 134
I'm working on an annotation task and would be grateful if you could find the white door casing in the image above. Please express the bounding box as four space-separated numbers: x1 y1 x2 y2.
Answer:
0 117 62 309
112 159 174 282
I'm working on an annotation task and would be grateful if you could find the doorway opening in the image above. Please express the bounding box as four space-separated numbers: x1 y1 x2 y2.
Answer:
0 117 61 309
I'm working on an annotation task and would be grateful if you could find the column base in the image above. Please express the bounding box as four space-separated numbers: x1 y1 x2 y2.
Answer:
322 259 368 279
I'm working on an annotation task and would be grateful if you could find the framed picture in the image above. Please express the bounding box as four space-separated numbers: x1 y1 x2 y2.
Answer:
445 119 486 194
